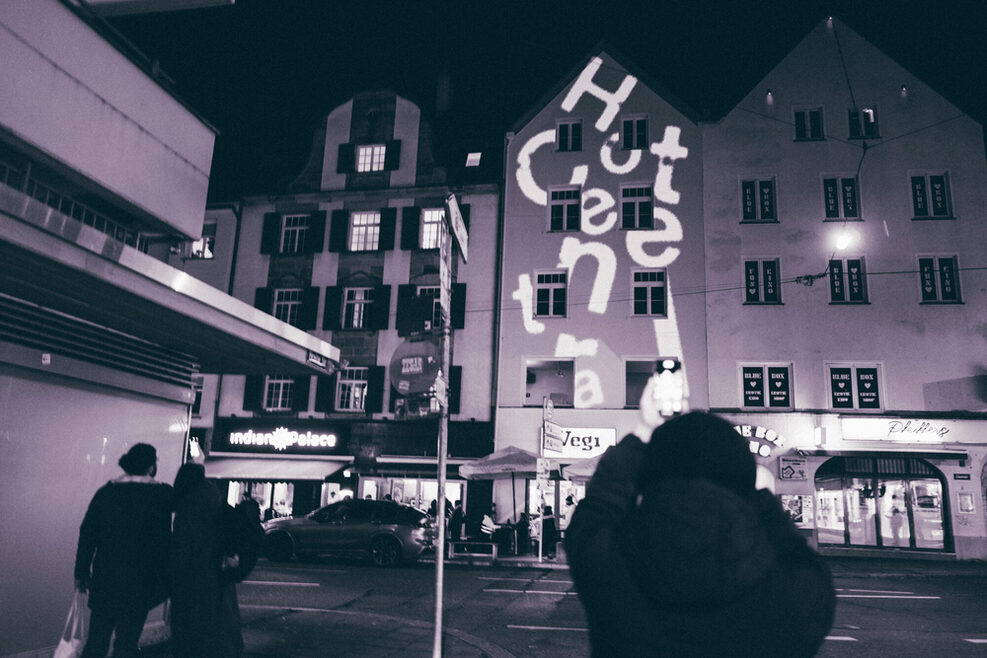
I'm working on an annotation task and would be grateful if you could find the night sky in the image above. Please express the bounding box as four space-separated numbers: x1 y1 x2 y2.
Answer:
109 0 987 202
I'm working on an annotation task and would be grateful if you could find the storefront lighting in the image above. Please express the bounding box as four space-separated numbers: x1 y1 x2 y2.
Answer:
343 468 352 478
814 426 826 447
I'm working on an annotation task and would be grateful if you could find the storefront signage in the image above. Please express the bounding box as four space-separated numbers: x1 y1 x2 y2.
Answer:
767 367 790 407
229 428 337 451
779 456 807 480
841 417 954 444
733 424 785 457
829 368 853 408
953 473 970 480
742 367 764 406
213 420 350 456
389 339 441 395
545 427 616 459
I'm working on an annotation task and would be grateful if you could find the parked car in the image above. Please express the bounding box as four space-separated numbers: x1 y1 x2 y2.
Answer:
263 499 436 567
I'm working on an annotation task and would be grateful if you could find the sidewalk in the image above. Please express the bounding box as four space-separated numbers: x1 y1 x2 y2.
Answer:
139 552 987 657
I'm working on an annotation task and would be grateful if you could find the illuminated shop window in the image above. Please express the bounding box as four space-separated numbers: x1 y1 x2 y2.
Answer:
828 257 868 304
826 363 882 411
349 211 381 251
794 107 824 140
631 269 666 317
848 106 880 139
918 256 960 303
822 176 859 220
356 144 386 172
743 258 781 304
336 367 369 412
264 375 294 412
621 186 653 229
525 359 573 407
534 272 567 318
740 178 777 222
273 288 303 325
910 173 953 219
420 208 444 249
549 188 580 231
342 287 375 329
280 214 310 254
621 116 648 149
557 120 582 152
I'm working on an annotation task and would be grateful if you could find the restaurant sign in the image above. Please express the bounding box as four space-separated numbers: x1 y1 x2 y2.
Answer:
212 420 350 456
841 417 954 444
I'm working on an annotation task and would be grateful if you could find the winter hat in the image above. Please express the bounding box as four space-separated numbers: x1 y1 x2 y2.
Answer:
639 411 756 497
119 443 157 475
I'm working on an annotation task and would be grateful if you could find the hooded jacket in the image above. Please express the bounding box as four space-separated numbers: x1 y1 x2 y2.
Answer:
565 427 835 657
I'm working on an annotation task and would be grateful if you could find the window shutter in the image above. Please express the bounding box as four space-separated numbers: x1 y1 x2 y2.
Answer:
323 287 342 330
395 284 417 337
401 206 421 250
451 283 466 329
384 140 401 171
337 143 355 173
370 285 391 330
243 375 264 412
378 207 397 251
306 211 327 253
291 376 311 412
314 374 337 412
254 288 273 313
261 213 281 254
794 112 807 139
328 210 349 252
366 366 385 413
848 110 862 138
460 203 470 232
449 365 462 415
298 287 320 330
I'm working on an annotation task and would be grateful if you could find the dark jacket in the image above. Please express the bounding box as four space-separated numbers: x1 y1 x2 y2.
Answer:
565 434 835 657
74 476 173 613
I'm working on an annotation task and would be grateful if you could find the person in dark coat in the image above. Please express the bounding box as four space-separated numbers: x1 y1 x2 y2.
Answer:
541 505 559 559
448 500 465 541
74 443 173 658
170 463 243 658
565 378 835 657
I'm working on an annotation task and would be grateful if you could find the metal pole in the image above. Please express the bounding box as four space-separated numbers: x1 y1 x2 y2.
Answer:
432 224 452 658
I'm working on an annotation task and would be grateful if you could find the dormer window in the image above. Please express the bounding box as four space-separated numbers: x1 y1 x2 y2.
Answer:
356 144 386 172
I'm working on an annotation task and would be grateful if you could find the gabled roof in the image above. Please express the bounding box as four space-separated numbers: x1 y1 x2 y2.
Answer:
510 39 701 134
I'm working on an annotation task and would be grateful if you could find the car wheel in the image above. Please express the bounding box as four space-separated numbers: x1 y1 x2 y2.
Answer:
370 535 402 567
265 532 294 562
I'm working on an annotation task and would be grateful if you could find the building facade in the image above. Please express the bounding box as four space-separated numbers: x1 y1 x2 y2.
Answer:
703 18 987 559
200 92 500 529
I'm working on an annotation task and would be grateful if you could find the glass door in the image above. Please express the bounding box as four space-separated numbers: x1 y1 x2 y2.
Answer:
846 478 878 546
815 477 846 545
878 479 909 547
910 479 944 549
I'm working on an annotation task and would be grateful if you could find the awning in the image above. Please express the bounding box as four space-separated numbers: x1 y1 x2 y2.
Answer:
205 457 349 480
803 449 968 461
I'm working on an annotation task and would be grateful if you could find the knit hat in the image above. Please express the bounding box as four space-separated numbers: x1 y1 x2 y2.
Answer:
119 443 157 475
638 412 756 497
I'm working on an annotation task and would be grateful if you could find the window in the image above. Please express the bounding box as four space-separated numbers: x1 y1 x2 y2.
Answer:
534 272 567 318
621 186 653 229
625 360 653 407
827 363 882 410
525 359 574 407
465 152 481 167
273 288 303 325
794 108 824 140
349 211 381 251
823 176 859 220
188 222 216 259
631 269 666 317
280 214 310 254
549 188 580 231
741 179 777 222
356 144 386 173
342 287 375 329
264 375 294 412
918 256 961 303
829 258 868 303
191 376 204 416
336 367 369 412
744 259 781 304
849 107 880 139
420 208 443 249
910 173 953 219
740 364 793 409
557 120 582 151
416 286 445 329
622 116 648 149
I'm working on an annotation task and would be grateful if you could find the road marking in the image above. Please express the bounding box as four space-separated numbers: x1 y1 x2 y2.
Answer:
484 588 579 595
836 594 940 599
243 580 321 587
965 639 987 644
508 624 588 632
837 587 914 595
825 636 858 642
478 577 573 584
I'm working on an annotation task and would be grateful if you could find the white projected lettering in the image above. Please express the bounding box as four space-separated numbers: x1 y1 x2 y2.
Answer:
513 56 689 407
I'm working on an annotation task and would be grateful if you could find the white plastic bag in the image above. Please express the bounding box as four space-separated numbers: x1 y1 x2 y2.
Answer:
53 591 87 658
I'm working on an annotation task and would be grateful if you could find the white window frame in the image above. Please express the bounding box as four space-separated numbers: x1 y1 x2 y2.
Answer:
918 255 961 304
336 367 369 412
621 115 648 149
356 144 386 173
822 175 860 220
557 119 582 152
420 208 444 249
264 375 294 412
631 269 666 317
548 187 580 232
739 363 794 410
273 288 303 326
621 185 653 229
280 213 309 254
349 211 381 251
743 258 782 304
416 286 444 329
910 172 953 219
342 287 375 329
848 105 880 139
825 362 884 412
740 178 778 222
534 271 567 318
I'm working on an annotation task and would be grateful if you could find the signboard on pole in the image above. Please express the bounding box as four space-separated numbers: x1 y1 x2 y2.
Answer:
543 420 564 454
444 193 469 263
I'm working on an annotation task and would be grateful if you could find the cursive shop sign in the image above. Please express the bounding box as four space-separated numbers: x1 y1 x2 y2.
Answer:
841 417 953 444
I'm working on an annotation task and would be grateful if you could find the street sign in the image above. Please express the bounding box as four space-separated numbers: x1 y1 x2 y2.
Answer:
543 420 564 454
389 338 441 395
432 372 448 408
543 396 554 421
444 193 469 263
